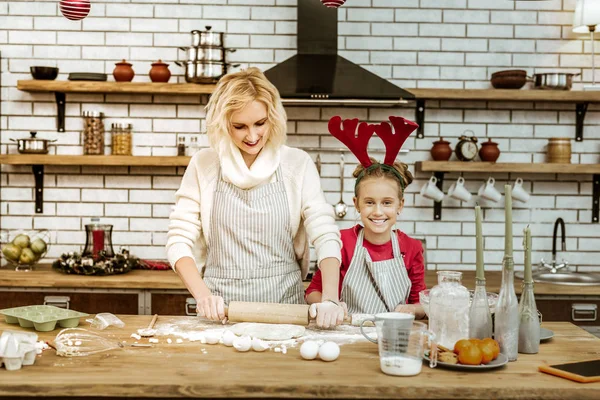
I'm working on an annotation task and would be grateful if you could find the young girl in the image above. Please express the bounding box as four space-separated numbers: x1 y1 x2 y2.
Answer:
306 116 425 319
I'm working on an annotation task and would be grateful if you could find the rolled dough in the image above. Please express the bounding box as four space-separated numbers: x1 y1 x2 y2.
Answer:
230 323 305 340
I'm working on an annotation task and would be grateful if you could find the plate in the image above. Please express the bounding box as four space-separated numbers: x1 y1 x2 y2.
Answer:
424 351 509 371
540 327 554 341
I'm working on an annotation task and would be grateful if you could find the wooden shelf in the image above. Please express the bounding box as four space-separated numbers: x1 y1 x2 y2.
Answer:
17 81 600 102
0 154 191 167
416 161 600 174
17 80 216 95
410 88 600 102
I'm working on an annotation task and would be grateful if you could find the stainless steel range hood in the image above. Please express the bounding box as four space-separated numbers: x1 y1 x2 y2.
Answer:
264 0 414 106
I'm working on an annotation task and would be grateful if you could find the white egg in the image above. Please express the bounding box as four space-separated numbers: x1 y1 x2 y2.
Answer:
233 335 252 352
221 330 236 347
251 337 269 352
203 330 222 345
300 340 320 360
318 341 340 362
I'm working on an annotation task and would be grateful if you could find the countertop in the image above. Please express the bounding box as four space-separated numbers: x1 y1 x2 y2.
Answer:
1 265 599 295
0 316 598 399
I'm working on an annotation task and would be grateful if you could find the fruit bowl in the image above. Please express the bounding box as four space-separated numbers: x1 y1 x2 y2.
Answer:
1 230 51 271
419 289 499 317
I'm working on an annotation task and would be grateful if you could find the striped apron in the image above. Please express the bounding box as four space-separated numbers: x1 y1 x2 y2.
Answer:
203 167 305 305
341 229 412 314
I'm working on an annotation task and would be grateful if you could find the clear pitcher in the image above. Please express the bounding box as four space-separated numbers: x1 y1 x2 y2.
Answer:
429 271 470 349
360 312 437 376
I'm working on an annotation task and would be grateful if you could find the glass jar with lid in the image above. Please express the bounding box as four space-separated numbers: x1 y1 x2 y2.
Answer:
82 111 105 155
111 123 132 156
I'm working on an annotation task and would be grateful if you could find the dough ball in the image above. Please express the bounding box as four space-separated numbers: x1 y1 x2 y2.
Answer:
203 330 222 345
318 341 340 362
233 335 252 352
251 337 269 352
221 330 236 347
300 341 320 360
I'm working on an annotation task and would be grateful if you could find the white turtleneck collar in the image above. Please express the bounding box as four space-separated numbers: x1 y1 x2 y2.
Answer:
218 139 281 190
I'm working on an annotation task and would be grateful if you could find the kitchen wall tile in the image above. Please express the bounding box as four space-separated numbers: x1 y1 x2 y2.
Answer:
250 5 295 20
8 2 56 16
2 1 599 271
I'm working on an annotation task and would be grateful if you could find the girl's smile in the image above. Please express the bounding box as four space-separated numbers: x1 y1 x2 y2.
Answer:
354 177 404 245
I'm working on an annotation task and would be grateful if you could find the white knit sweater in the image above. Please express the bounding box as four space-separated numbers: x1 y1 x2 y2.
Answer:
166 144 342 279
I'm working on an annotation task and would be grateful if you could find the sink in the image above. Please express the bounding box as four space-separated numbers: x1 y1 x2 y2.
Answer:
515 271 600 286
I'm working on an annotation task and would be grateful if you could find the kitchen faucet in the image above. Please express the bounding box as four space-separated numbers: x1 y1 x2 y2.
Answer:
539 218 569 274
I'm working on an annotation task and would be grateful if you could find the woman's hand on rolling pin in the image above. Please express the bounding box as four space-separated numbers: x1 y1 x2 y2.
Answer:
196 295 226 322
309 300 346 329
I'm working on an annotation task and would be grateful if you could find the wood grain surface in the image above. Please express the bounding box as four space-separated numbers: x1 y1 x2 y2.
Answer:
416 161 600 174
17 80 216 94
0 154 191 166
1 265 598 295
17 81 600 103
0 316 598 399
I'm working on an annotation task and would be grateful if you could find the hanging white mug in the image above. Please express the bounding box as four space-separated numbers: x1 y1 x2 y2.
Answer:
512 177 530 203
478 177 502 203
420 176 444 202
448 176 472 202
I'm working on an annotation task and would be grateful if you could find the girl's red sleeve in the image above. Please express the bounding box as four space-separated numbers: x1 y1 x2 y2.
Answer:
305 268 323 297
405 237 426 304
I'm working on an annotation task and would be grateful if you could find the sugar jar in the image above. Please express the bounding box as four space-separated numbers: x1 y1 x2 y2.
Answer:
82 111 105 155
111 123 132 156
428 271 470 349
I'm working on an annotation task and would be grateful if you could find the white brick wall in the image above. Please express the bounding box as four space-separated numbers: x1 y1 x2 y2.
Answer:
0 0 598 275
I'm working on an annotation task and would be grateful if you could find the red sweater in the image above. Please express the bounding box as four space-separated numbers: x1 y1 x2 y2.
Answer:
306 225 426 304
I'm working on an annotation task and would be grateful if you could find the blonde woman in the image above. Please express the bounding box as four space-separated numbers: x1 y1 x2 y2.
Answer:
166 68 344 328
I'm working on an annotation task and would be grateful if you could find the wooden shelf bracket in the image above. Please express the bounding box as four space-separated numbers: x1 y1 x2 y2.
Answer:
415 99 425 139
433 171 444 220
32 165 44 213
593 174 599 223
575 102 588 142
55 92 66 132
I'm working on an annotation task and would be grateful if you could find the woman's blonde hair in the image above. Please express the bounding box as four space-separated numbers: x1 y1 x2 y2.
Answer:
205 67 287 151
352 158 413 200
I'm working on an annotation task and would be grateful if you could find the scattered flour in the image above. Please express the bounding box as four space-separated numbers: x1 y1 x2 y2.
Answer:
150 316 376 348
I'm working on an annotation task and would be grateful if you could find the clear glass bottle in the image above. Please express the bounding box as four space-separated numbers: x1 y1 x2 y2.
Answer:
186 136 199 156
494 255 519 361
469 278 493 339
518 282 540 354
111 123 132 156
82 111 105 155
428 271 470 349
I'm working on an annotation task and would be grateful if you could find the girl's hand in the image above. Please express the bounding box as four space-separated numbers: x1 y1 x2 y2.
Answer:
309 300 345 328
196 295 226 322
394 304 425 319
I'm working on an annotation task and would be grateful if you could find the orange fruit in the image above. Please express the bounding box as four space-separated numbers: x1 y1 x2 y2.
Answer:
468 338 483 346
453 339 473 355
458 344 483 365
479 343 495 364
481 338 500 360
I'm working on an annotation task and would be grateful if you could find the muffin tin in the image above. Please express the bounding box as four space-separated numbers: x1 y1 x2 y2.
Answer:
0 305 88 332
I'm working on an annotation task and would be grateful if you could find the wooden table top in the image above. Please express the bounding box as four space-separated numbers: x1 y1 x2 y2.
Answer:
0 316 598 399
1 265 599 296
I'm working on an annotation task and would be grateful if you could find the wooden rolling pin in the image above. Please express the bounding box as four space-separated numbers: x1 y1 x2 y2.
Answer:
225 301 355 326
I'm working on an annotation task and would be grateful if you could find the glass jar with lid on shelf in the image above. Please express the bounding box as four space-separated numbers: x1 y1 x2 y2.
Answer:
82 111 105 155
111 123 132 156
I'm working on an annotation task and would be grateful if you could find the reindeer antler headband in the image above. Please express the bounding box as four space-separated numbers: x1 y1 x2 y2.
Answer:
327 116 419 191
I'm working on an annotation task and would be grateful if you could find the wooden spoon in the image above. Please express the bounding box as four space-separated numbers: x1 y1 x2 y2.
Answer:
138 314 158 337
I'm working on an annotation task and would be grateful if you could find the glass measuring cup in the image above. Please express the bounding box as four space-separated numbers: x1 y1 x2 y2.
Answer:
360 312 437 376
